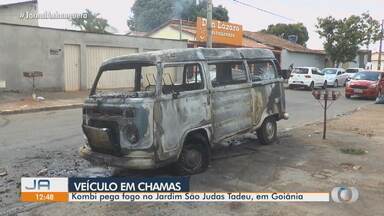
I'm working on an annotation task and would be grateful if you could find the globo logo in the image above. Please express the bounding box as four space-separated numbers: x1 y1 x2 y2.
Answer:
331 187 359 203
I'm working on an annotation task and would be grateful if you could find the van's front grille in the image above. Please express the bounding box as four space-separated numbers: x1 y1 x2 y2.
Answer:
85 107 123 116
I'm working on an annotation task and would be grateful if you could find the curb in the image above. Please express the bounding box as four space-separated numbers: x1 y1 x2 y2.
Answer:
0 103 83 115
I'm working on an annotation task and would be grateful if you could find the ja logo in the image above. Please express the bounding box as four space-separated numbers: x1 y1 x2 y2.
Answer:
331 187 359 203
25 179 50 190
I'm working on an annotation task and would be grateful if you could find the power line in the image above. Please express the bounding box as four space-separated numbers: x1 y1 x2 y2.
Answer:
230 0 296 22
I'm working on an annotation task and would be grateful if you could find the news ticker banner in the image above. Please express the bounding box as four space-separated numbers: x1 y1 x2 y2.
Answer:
21 177 329 202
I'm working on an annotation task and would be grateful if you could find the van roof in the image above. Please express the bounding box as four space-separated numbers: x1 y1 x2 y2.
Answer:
101 48 275 70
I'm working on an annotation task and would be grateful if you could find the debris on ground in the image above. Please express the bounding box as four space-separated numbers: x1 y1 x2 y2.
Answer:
37 168 48 176
340 163 362 171
375 95 384 104
0 168 7 177
312 169 337 179
340 148 368 155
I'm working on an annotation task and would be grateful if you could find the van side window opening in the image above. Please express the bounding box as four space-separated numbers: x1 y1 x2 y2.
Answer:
162 63 204 94
248 61 277 81
209 62 247 87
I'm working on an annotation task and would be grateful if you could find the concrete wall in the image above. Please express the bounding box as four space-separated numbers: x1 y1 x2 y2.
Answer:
0 2 38 26
0 23 187 91
280 49 326 70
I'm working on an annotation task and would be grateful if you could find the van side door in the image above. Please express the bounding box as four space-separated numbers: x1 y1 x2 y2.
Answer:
157 62 210 159
208 61 252 142
247 60 284 127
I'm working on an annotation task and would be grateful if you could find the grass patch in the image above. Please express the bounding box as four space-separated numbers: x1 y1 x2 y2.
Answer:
340 148 367 155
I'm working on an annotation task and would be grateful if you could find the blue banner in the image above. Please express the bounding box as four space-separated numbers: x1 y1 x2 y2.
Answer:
68 177 189 192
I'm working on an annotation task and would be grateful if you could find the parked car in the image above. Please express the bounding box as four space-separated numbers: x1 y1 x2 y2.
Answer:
80 48 289 175
345 68 364 78
345 71 384 99
288 67 327 89
322 68 348 87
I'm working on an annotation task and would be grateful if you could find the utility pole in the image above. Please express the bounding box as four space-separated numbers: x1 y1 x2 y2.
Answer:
207 0 213 48
378 20 383 71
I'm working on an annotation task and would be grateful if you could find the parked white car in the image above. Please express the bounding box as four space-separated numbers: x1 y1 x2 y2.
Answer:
322 68 348 87
345 68 364 78
288 67 327 89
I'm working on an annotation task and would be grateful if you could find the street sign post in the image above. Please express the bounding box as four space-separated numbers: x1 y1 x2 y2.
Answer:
312 90 341 139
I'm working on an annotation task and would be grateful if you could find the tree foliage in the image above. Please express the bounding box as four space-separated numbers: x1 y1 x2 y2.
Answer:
128 0 229 32
261 23 309 46
316 12 381 66
70 9 110 33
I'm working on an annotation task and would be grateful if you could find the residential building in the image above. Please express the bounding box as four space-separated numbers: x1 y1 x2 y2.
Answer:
0 23 187 92
145 19 272 49
0 0 38 26
145 19 327 70
371 52 384 71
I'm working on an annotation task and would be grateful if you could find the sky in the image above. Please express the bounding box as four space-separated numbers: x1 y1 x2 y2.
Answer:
5 0 383 50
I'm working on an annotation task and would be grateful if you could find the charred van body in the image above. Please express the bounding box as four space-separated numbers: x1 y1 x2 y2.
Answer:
80 48 289 175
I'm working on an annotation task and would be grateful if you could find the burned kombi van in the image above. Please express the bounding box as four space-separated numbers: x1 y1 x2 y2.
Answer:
80 48 289 175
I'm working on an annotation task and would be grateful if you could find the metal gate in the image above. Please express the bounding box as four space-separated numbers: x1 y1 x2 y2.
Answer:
64 44 81 91
86 46 138 89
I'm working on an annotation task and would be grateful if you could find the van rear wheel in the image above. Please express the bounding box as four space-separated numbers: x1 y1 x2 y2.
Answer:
173 134 210 175
257 117 277 145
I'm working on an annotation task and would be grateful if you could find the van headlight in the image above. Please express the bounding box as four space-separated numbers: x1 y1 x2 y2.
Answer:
123 124 139 144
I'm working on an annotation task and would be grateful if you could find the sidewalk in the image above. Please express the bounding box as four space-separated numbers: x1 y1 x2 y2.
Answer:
0 91 88 115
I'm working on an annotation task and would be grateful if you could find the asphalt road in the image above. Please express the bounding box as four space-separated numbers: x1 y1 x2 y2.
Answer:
0 87 375 214
280 88 373 129
0 87 372 162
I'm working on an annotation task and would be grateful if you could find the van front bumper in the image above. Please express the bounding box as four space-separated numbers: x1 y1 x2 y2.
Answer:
79 146 158 169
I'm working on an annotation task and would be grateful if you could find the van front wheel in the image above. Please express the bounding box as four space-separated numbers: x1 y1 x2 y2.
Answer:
174 134 210 175
257 117 277 145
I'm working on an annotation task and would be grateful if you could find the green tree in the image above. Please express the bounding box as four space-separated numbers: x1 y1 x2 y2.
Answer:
360 12 381 49
128 0 229 32
316 13 381 66
261 23 309 46
70 9 110 33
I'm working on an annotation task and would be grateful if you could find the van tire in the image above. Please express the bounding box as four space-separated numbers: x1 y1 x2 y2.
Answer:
257 117 277 145
173 133 210 175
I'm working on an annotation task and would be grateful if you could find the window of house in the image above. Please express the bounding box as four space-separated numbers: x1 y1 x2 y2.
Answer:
248 61 277 81
208 62 247 87
161 63 204 94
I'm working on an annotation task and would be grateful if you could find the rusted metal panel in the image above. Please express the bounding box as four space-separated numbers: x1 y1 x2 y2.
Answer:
211 84 252 142
156 90 210 157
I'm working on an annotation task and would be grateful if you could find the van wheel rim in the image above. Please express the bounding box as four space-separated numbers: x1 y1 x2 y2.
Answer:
265 122 275 140
184 149 202 170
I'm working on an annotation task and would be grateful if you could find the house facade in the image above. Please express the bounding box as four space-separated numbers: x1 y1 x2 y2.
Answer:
0 23 187 92
0 0 38 26
371 52 383 71
144 20 327 70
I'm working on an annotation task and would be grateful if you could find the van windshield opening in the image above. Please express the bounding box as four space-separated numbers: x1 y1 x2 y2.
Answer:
92 63 157 97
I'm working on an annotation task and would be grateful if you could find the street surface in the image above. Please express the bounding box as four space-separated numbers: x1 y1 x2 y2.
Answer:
0 88 376 215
